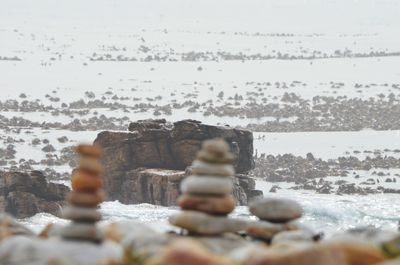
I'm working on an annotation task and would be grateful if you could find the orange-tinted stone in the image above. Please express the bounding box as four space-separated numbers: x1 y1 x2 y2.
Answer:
178 194 235 215
151 238 234 265
76 144 102 158
78 157 103 174
71 170 103 191
66 190 106 206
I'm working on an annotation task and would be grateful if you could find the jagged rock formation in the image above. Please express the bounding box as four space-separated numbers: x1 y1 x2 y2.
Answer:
0 171 69 218
94 119 262 205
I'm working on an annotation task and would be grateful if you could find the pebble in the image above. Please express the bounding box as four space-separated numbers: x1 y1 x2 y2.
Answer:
71 171 103 191
78 157 103 174
62 206 102 222
169 211 247 235
249 198 302 223
178 194 236 215
195 138 234 164
76 144 102 158
59 223 103 241
181 176 233 195
191 160 234 176
246 220 301 240
66 190 105 207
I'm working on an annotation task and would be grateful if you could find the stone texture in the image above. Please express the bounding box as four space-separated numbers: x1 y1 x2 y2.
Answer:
119 168 185 206
244 242 386 265
94 119 262 205
245 220 302 240
169 211 247 235
181 175 233 195
0 171 69 218
249 198 303 223
59 144 105 243
178 194 236 215
150 238 235 265
0 236 122 265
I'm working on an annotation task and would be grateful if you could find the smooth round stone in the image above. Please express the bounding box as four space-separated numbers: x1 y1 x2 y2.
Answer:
60 223 103 241
78 157 103 174
76 144 102 158
191 160 234 177
66 190 106 207
71 170 103 192
249 198 302 223
169 211 247 235
62 206 101 222
246 220 300 240
178 194 236 215
181 176 233 195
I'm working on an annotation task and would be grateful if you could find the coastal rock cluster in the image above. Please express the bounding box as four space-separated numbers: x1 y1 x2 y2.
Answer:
94 119 262 205
0 142 399 265
0 171 69 218
252 153 400 195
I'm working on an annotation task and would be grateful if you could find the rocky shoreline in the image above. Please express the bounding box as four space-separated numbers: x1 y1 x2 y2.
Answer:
252 153 400 195
2 85 400 133
0 142 399 265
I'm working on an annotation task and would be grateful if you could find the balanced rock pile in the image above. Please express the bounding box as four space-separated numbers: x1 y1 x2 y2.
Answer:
169 138 246 235
246 197 312 243
60 144 105 242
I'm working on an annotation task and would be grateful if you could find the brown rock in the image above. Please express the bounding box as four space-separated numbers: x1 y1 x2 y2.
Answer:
71 171 103 192
94 119 261 205
178 194 236 215
0 171 69 218
78 157 103 175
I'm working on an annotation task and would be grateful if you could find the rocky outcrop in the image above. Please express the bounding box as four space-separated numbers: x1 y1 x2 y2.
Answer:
94 119 262 205
0 170 69 218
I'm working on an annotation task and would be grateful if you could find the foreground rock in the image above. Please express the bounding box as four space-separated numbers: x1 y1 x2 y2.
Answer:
0 171 69 218
94 119 262 205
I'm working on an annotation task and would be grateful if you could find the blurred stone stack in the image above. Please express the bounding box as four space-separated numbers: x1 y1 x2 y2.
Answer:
60 144 105 242
246 197 313 243
169 138 246 235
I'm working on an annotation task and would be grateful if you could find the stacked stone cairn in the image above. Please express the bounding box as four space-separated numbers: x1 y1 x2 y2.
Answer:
60 144 105 242
169 138 247 235
246 197 314 244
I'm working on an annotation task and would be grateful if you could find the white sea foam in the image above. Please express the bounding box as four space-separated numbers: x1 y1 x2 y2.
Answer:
22 180 400 236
